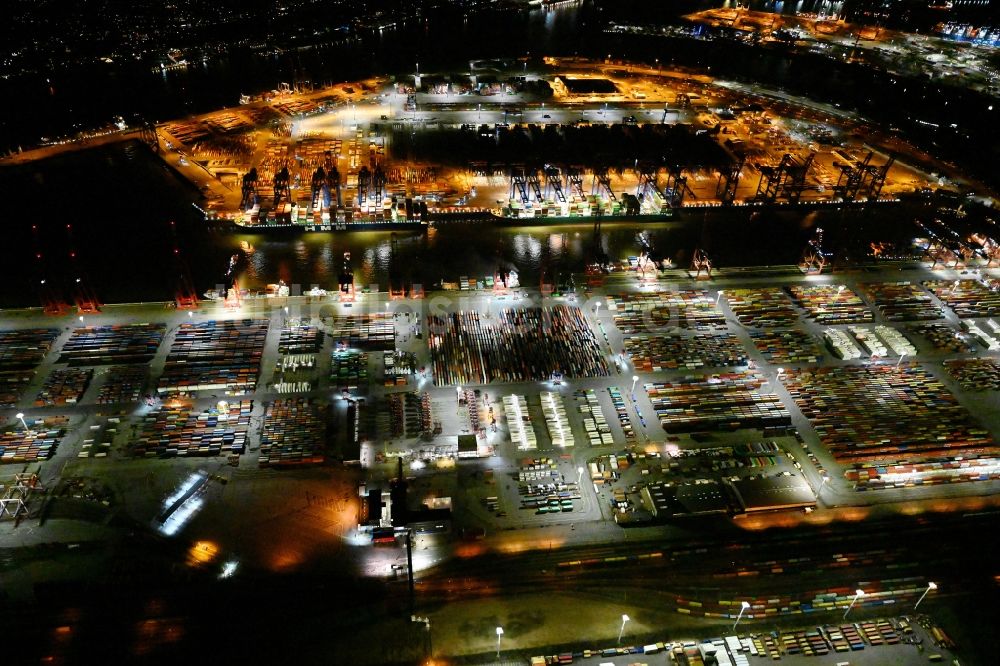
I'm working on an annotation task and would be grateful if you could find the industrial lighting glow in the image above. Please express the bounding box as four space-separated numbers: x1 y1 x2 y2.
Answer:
162 472 205 510
159 496 204 536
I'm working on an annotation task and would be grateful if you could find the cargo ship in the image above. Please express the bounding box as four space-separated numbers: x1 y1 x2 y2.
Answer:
207 192 676 234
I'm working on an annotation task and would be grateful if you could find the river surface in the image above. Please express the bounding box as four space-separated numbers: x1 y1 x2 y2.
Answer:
0 138 941 309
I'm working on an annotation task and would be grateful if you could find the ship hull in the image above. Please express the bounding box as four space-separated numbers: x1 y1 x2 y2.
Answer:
216 210 678 233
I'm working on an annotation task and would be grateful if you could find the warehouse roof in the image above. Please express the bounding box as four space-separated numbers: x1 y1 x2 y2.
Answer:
730 475 816 513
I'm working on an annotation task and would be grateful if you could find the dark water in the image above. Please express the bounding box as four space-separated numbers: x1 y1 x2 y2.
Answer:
0 139 943 309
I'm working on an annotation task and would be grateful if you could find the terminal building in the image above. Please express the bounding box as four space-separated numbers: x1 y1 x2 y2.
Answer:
640 474 816 520
358 458 452 541
730 475 817 515
641 482 734 519
552 76 620 98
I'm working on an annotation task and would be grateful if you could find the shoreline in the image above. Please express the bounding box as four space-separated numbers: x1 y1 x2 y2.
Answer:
0 258 939 314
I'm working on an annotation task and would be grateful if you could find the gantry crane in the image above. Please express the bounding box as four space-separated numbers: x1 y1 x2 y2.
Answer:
755 152 814 204
544 165 565 204
272 165 291 207
591 165 616 202
716 151 745 205
509 164 529 205
31 223 68 315
690 248 713 280
526 167 544 202
66 223 101 314
834 151 872 202
240 167 259 209
664 164 695 208
564 165 585 199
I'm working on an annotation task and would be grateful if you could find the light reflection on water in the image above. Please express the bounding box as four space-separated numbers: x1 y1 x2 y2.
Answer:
229 221 732 291
221 202 934 293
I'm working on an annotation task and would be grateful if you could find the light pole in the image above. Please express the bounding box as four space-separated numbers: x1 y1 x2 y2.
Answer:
895 352 906 368
15 412 28 431
577 465 585 485
495 626 504 658
732 600 751 631
844 589 865 619
914 581 937 609
631 375 639 396
617 614 630 644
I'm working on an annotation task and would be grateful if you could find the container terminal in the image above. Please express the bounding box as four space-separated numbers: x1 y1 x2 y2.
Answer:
2 57 1000 666
102 58 981 234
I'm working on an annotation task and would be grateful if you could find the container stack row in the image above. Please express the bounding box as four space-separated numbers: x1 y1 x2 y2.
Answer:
427 306 608 386
823 328 863 360
782 364 996 467
35 368 93 407
645 372 790 433
540 391 573 448
924 279 1000 318
749 329 822 364
58 324 165 365
860 281 942 321
944 357 1000 391
330 349 368 391
0 417 67 464
502 394 536 450
625 331 747 371
609 290 726 333
607 386 636 441
0 328 60 407
278 321 323 354
575 389 613 447
724 287 798 327
158 320 269 395
130 401 253 458
259 398 327 467
97 365 148 404
910 322 976 353
787 285 873 324
324 313 395 350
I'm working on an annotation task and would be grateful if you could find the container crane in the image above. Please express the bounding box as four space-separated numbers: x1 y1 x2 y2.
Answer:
240 167 259 209
65 223 101 314
31 224 68 315
716 153 745 205
169 220 199 310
